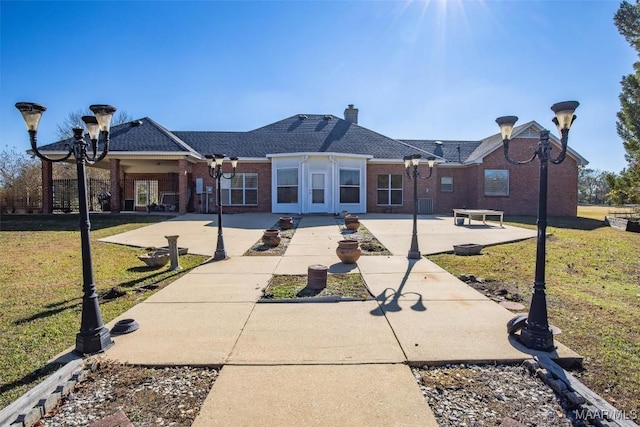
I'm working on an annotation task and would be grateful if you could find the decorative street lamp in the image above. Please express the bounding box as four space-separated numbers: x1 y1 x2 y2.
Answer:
403 154 436 260
205 154 238 261
15 101 116 355
496 100 579 352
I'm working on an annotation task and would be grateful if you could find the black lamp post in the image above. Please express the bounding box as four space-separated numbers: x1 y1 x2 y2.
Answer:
15 101 116 355
496 100 579 352
403 154 436 259
205 154 238 261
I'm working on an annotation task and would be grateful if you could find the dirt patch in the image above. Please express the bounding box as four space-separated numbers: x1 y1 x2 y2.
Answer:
458 274 525 304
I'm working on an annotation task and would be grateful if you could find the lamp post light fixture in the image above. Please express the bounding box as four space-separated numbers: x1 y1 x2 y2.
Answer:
496 100 579 352
205 154 238 261
15 101 116 355
404 154 436 260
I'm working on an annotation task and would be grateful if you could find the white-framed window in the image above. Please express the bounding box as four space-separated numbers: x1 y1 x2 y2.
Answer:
221 173 258 205
277 168 298 204
440 176 453 192
135 180 158 207
339 169 360 203
484 170 509 196
377 174 403 205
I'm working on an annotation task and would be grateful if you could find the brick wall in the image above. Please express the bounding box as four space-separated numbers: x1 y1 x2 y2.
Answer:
434 167 468 214
472 138 579 216
191 162 272 213
366 163 437 214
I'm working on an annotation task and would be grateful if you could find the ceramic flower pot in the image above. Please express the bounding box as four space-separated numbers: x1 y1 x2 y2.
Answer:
262 229 281 247
344 215 360 231
336 239 361 264
279 216 293 230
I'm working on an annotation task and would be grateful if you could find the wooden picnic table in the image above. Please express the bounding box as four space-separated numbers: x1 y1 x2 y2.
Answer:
453 209 504 227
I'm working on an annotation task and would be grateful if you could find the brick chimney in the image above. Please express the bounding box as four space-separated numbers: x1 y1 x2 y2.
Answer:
344 104 358 124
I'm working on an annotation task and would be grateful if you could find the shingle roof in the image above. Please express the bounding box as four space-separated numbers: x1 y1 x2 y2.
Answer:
177 114 434 159
38 117 198 155
35 113 587 165
398 140 482 164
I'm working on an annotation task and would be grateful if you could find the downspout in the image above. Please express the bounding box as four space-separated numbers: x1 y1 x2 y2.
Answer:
298 155 308 215
329 156 338 214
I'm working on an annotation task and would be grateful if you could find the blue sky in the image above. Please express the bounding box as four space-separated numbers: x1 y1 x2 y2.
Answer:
0 0 634 173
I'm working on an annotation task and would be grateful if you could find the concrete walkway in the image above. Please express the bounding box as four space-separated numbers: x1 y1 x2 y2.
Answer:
95 214 579 426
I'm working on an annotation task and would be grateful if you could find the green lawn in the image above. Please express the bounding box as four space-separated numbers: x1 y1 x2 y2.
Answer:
0 214 208 409
427 206 640 414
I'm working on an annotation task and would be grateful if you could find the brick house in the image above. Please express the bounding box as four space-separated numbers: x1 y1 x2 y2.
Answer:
37 105 588 216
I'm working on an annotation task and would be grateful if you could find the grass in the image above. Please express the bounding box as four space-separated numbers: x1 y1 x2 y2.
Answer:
427 206 640 414
0 213 208 410
262 273 371 300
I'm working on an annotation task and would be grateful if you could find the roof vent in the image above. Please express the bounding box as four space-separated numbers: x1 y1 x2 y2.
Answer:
324 115 332 120
130 120 143 127
434 140 444 157
298 114 308 120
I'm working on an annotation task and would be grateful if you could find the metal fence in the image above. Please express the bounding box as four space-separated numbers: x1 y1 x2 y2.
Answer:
52 178 111 212
0 190 41 213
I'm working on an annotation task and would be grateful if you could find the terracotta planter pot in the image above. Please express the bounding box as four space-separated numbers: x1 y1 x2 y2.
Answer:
279 216 293 230
344 215 360 231
336 240 362 264
262 229 281 247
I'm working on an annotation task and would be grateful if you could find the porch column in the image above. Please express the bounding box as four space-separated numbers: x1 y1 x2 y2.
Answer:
110 159 121 213
41 159 53 213
178 158 188 214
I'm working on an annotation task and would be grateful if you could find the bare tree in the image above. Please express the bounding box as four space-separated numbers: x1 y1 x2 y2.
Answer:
0 147 41 212
55 109 133 140
52 109 133 179
578 168 611 205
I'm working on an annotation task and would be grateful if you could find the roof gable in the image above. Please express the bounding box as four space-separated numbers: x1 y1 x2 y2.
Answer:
36 117 200 156
466 121 588 166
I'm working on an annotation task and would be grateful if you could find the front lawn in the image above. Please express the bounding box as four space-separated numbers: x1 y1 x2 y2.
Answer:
427 207 640 414
0 214 208 409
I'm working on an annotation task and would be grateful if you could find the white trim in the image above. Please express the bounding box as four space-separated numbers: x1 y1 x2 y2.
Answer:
268 151 373 160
